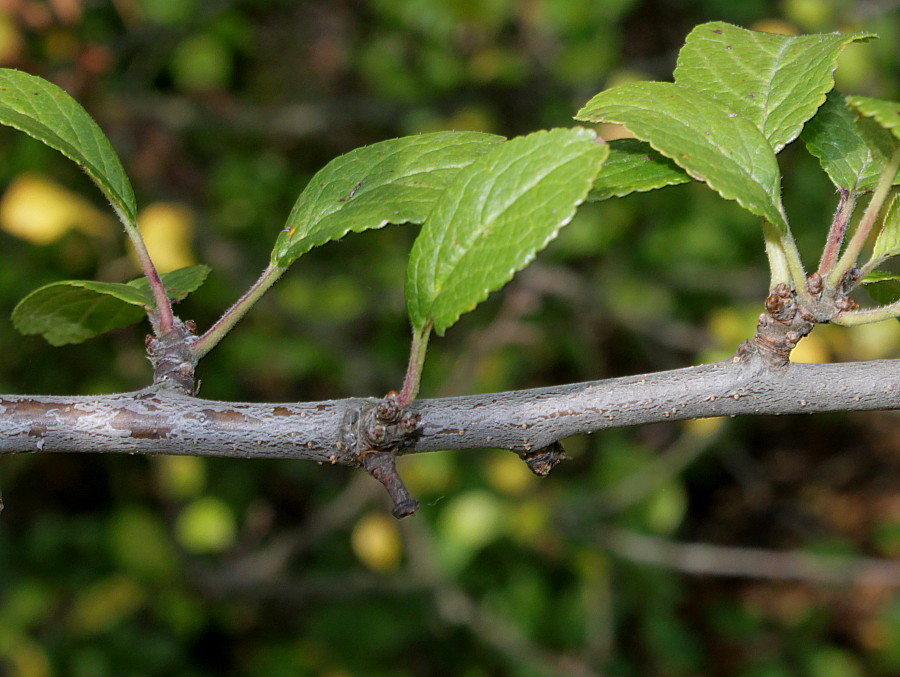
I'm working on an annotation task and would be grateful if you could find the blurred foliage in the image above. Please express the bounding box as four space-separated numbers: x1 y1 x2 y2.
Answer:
0 0 898 675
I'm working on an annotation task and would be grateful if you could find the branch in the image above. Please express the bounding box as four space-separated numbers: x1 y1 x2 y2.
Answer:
1 355 897 463
602 527 900 586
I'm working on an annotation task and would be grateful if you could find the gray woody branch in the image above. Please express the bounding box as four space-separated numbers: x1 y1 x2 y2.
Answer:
2 281 898 517
1 354 897 463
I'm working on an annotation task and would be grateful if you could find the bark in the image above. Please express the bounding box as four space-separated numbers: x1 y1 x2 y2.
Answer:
3 280 898 518
1 353 897 464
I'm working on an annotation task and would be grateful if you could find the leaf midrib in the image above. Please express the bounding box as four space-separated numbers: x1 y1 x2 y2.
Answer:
296 137 496 234
428 143 585 308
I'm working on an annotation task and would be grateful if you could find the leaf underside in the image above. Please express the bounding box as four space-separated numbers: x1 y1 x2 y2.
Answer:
847 95 900 140
588 138 691 201
407 127 607 335
271 131 505 268
673 21 874 153
870 193 900 265
802 91 889 192
576 81 788 231
861 271 900 314
12 265 211 346
0 68 138 226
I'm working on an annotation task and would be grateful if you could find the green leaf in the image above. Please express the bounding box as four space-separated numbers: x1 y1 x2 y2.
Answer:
802 91 889 192
861 270 900 310
13 283 147 346
847 95 900 140
673 22 874 153
271 131 504 267
0 68 137 227
131 264 212 304
12 265 210 346
407 127 606 335
588 139 691 201
870 193 900 264
576 81 788 231
862 270 900 284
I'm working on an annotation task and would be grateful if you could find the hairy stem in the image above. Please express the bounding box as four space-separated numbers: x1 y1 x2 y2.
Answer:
827 148 900 290
833 298 900 326
817 189 857 278
763 221 807 302
397 322 432 407
117 206 174 334
763 221 790 289
194 264 286 359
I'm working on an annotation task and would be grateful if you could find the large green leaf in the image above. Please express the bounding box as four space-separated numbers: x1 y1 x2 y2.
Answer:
407 127 606 335
576 81 788 231
869 193 900 265
588 139 691 201
270 131 504 267
847 95 900 140
12 265 211 346
802 91 889 192
0 68 137 227
673 22 873 153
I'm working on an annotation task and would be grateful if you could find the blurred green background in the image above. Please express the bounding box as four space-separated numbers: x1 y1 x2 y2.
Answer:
0 0 898 675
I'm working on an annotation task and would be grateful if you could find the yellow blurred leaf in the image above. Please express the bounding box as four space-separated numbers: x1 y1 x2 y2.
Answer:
67 575 145 635
844 321 900 360
136 202 197 273
175 496 236 553
644 481 687 535
0 12 23 65
790 334 830 363
400 451 457 496
440 491 504 549
506 498 549 544
749 19 800 36
2 635 52 677
0 172 113 244
108 507 179 579
351 512 402 572
683 416 725 438
482 451 536 496
156 455 206 500
597 123 634 141
782 0 834 30
707 305 759 347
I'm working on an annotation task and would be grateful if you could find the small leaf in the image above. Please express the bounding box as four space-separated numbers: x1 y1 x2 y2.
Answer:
847 95 900 140
870 193 900 264
862 270 900 284
12 265 211 345
0 69 138 227
576 81 789 231
131 264 211 304
673 22 874 152
13 283 147 346
407 127 606 335
802 91 889 192
861 270 900 311
271 131 504 267
588 139 691 201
